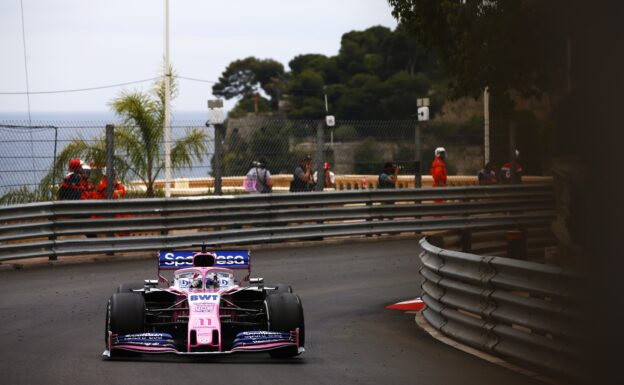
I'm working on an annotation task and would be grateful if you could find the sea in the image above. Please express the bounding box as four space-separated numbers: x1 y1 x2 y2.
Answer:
0 111 215 195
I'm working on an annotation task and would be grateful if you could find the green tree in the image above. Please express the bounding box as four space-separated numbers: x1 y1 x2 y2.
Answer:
222 128 249 176
289 54 340 84
337 26 394 80
381 71 431 118
45 75 209 197
353 137 383 174
388 0 568 99
286 69 326 119
336 74 387 119
228 95 272 117
0 185 51 205
385 23 439 78
212 57 286 111
333 125 359 141
248 123 294 174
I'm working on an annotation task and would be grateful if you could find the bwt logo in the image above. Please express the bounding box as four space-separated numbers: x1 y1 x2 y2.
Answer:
190 294 219 302
162 253 193 267
215 255 247 265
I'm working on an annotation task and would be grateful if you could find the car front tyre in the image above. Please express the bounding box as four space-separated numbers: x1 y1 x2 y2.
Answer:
266 292 305 358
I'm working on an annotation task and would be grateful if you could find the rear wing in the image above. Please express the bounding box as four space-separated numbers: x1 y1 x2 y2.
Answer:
157 249 251 284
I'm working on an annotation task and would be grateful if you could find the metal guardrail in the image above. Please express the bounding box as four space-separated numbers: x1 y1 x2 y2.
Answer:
0 184 554 262
419 234 585 380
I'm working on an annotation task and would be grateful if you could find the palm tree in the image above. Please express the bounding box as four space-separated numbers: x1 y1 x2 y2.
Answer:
44 73 209 197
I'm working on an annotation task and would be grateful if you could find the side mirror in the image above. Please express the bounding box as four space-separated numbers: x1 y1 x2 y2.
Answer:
144 279 158 292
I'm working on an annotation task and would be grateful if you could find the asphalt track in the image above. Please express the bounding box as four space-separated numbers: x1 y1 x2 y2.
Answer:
0 239 543 385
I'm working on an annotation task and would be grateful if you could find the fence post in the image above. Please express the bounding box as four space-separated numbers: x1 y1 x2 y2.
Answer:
415 123 422 188
315 120 325 191
51 126 58 200
214 123 224 195
105 124 114 200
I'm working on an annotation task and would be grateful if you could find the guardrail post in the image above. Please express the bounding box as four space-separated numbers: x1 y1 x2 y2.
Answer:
461 230 472 252
161 199 169 237
366 195 373 237
506 230 526 259
49 203 57 261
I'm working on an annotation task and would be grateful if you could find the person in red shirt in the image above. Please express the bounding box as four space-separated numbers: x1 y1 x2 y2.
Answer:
80 163 96 200
500 150 523 184
57 158 84 200
95 167 126 199
430 147 448 187
478 162 498 185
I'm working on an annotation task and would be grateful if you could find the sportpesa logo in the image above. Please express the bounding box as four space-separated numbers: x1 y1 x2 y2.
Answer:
161 253 193 267
214 255 247 265
159 251 249 268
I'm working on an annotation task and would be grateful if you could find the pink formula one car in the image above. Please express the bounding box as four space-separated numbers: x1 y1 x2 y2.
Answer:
103 245 304 359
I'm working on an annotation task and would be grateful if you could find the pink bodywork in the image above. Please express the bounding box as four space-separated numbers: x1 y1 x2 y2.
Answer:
175 266 234 352
106 250 300 356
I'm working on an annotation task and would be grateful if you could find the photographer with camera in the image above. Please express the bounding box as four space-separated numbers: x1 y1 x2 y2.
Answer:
244 158 272 194
290 155 315 192
378 162 400 189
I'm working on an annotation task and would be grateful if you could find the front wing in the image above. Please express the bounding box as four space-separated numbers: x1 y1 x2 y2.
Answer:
103 330 303 358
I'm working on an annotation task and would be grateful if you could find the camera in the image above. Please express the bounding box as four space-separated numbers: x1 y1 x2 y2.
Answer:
392 164 403 172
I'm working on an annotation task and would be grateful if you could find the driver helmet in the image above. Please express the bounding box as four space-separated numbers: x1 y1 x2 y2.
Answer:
434 147 446 156
190 273 202 289
205 273 219 288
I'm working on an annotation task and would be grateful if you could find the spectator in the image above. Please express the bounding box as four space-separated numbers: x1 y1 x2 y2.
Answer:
313 162 335 190
57 158 84 200
378 162 398 189
477 162 498 185
80 163 96 199
95 167 126 199
244 158 273 194
430 147 448 187
290 155 315 192
500 150 523 184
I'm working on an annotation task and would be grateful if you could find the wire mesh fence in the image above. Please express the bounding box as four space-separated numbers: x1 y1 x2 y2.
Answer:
0 120 214 202
0 117 505 203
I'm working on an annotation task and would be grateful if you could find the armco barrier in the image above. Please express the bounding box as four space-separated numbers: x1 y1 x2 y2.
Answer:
0 184 554 262
419 234 585 381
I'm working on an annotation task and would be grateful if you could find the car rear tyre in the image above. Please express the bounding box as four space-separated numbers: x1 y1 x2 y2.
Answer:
267 283 293 295
266 292 305 358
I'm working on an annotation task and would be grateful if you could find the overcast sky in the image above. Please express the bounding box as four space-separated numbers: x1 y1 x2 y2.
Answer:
0 0 398 116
